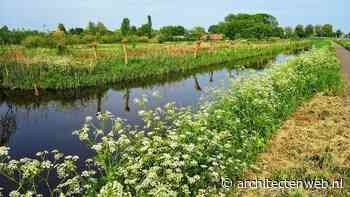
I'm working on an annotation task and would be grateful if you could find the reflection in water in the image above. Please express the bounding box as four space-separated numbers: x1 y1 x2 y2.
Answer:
0 105 16 146
209 72 214 82
123 89 131 112
193 75 202 91
97 92 103 113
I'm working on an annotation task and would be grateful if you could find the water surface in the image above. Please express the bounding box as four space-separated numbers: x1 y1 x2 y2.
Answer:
0 52 295 161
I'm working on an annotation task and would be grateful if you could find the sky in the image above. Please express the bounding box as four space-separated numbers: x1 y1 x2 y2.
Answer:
0 0 349 32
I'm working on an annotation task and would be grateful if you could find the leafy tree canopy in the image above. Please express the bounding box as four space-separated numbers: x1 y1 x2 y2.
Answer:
121 18 131 37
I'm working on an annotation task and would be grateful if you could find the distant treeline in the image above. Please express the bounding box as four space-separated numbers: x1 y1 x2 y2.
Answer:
0 13 348 48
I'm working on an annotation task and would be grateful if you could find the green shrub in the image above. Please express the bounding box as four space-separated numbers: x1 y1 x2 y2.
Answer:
135 36 149 43
65 35 83 45
22 35 56 48
99 35 121 44
82 34 96 44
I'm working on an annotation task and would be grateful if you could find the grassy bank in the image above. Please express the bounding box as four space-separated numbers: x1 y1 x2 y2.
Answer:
234 95 350 196
336 39 350 50
0 53 282 108
0 40 310 90
0 45 343 196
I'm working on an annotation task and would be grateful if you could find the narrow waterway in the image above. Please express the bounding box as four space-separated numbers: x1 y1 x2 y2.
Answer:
0 52 298 162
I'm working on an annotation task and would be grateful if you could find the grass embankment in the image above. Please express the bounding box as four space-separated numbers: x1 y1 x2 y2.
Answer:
234 95 350 197
0 53 280 108
0 44 343 196
0 40 310 90
336 39 350 50
231 42 350 196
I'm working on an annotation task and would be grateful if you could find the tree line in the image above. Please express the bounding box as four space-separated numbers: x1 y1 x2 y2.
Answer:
0 13 348 48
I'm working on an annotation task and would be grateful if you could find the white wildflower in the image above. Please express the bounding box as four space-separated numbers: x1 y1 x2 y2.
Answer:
92 144 103 152
0 147 9 156
85 116 93 122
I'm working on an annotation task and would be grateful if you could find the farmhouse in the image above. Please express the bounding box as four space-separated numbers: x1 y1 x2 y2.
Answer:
209 33 224 41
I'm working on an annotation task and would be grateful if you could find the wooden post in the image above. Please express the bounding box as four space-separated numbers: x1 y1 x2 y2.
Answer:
34 84 40 96
121 38 129 65
123 44 128 65
92 42 97 60
194 41 201 58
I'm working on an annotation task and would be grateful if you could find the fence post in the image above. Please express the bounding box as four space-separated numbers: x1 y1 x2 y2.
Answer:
92 42 97 60
194 41 201 58
122 38 129 65
34 84 40 96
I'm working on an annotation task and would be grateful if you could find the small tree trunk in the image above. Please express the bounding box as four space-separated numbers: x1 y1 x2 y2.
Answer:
92 43 97 61
34 84 40 96
194 41 201 58
123 44 128 65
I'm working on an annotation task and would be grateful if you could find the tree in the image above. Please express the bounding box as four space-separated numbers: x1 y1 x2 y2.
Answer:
159 25 186 41
273 27 284 38
218 22 235 39
305 24 314 37
335 29 343 38
322 24 333 37
69 27 84 35
130 26 137 35
121 18 130 37
160 26 186 36
137 15 153 38
57 23 66 33
284 27 294 38
212 13 280 39
87 22 97 35
0 25 9 32
96 22 108 35
137 24 151 36
294 24 305 38
191 26 206 38
208 25 220 34
0 26 10 44
147 15 152 38
315 25 323 37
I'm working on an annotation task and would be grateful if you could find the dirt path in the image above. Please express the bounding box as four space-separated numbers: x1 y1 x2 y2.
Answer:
232 45 350 197
335 44 350 94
